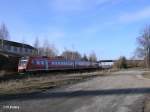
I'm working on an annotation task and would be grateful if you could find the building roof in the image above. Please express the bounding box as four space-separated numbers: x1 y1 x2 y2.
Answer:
0 39 36 49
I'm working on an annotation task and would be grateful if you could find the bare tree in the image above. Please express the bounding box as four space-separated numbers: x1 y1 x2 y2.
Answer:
61 50 81 60
34 37 39 49
82 54 88 61
41 39 58 57
0 23 10 40
89 51 97 62
33 37 39 55
136 25 150 68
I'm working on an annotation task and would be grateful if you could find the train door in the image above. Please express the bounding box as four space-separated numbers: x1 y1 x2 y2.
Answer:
45 59 49 70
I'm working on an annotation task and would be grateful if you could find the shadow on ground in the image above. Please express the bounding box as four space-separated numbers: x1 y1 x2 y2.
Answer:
1 88 150 101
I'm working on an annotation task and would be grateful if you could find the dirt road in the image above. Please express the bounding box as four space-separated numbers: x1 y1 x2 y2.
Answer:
1 70 150 112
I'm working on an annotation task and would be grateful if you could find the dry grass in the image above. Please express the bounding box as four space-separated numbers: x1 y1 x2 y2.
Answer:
0 71 110 95
142 72 150 79
138 71 150 112
143 95 150 112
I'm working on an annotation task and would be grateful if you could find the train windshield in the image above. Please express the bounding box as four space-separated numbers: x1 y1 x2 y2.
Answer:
19 60 28 66
19 57 29 66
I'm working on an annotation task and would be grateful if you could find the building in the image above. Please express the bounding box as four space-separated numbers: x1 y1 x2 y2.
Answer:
0 39 37 56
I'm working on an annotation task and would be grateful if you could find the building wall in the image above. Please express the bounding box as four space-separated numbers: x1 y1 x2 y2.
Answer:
0 42 36 56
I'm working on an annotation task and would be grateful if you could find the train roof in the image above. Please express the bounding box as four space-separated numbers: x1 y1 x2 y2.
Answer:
25 56 66 60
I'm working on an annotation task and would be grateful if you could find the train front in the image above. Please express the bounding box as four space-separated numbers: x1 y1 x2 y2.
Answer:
18 57 29 72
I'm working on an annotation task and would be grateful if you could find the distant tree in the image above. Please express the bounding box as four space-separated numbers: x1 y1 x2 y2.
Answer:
82 54 88 61
61 50 81 60
113 56 127 69
41 39 58 57
34 37 39 49
126 56 144 68
0 23 10 40
136 25 150 68
89 52 97 62
38 47 45 56
33 37 39 55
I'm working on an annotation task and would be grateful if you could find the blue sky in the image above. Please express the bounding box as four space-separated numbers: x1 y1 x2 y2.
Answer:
0 0 150 59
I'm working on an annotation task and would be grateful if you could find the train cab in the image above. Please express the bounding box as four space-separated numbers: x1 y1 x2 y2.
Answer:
18 57 29 72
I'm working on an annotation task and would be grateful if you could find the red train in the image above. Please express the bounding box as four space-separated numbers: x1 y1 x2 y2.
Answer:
18 56 99 72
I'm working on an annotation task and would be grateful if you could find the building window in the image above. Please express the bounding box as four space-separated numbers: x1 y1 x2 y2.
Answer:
19 47 22 52
25 48 28 52
30 49 33 53
16 47 19 52
27 49 30 53
4 45 11 51
13 47 17 52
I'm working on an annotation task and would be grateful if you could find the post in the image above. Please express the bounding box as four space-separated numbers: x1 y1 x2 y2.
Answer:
1 38 3 50
148 47 150 68
146 47 150 68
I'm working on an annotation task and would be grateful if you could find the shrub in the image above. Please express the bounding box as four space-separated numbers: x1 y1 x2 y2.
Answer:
113 56 127 69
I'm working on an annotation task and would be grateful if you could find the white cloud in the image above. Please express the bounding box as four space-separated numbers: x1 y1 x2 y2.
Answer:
119 6 150 23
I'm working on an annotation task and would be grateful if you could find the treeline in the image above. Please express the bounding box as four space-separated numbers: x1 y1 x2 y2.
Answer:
0 23 10 40
113 56 144 69
0 22 98 62
113 24 150 69
33 37 97 61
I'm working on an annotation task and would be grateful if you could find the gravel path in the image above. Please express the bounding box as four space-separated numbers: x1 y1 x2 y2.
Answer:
0 70 150 112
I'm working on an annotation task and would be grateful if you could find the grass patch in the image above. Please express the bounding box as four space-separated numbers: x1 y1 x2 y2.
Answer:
0 71 110 96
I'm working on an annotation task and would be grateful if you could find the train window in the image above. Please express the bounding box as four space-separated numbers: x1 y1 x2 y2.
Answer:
53 62 55 65
19 60 28 66
42 61 44 65
54 61 57 65
48 62 51 65
32 60 34 64
36 61 38 65
40 61 44 65
40 61 41 65
32 60 36 65
54 62 56 65
36 60 40 65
